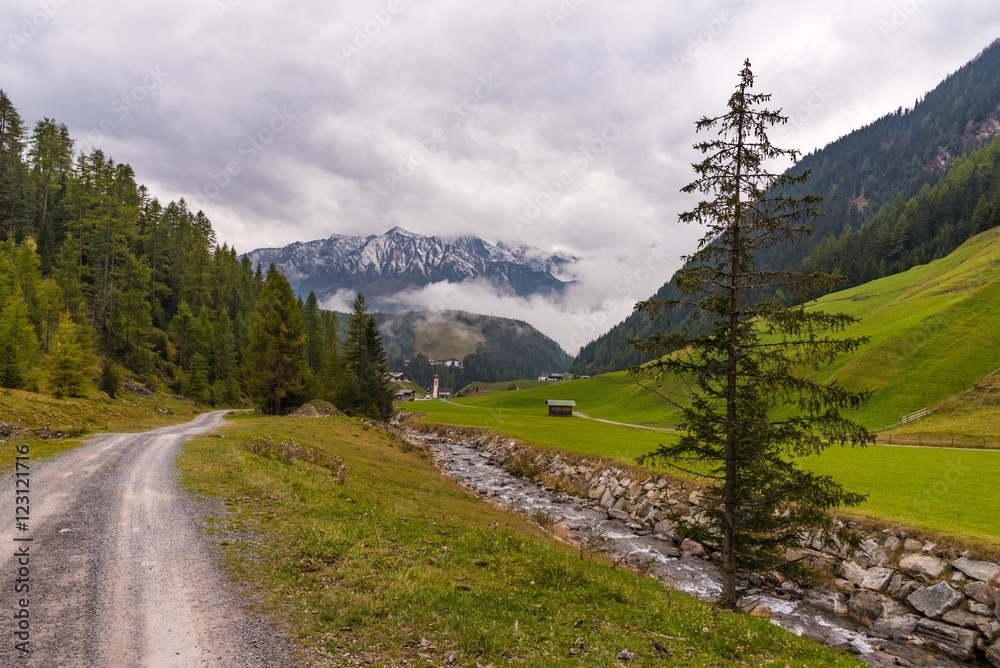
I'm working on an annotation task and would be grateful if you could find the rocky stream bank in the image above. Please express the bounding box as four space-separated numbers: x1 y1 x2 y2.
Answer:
398 423 1000 667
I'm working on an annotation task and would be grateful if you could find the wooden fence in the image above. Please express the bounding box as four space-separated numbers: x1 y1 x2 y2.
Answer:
900 407 931 423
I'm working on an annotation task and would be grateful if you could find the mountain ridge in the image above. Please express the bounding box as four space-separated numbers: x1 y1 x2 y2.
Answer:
244 227 576 309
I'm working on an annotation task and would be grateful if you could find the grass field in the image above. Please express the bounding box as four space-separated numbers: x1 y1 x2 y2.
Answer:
808 227 1000 427
178 413 861 667
401 230 1000 548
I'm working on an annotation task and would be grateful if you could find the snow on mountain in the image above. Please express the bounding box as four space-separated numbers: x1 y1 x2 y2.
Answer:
243 227 577 308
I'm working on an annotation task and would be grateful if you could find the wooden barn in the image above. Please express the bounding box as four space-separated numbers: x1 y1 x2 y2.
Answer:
545 399 576 417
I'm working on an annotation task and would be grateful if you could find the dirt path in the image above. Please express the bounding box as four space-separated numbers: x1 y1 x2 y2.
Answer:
572 411 676 432
0 411 291 667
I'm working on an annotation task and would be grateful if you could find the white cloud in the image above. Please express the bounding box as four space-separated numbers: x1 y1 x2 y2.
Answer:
2 0 998 348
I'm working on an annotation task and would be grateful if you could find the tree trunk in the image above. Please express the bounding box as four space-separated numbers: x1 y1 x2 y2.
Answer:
721 81 749 609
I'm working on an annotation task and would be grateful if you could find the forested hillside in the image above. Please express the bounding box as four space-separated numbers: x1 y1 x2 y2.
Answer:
376 310 572 390
572 40 1000 376
0 90 393 419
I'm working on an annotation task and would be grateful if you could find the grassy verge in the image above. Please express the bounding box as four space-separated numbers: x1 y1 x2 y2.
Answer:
178 414 861 667
0 388 206 462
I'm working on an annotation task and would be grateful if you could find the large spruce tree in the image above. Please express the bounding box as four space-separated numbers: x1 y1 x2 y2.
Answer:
244 265 306 414
631 61 873 607
337 294 394 420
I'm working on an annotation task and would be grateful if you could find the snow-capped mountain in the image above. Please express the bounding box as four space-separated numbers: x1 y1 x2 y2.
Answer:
243 227 576 307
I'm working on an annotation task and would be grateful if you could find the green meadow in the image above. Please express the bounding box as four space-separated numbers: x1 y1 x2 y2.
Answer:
403 229 1000 549
178 413 861 667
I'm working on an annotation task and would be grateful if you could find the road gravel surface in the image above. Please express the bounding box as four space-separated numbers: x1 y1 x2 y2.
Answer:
0 411 292 667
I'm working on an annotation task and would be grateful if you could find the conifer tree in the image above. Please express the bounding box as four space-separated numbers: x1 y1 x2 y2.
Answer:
0 291 39 389
631 60 872 607
303 291 324 374
45 312 93 398
99 356 119 398
0 91 30 242
337 294 394 420
244 265 306 414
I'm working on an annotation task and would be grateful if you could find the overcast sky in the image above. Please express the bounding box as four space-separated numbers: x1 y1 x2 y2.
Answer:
3 0 999 352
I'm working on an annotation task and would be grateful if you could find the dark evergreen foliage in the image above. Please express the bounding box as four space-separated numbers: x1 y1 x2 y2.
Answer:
632 61 872 607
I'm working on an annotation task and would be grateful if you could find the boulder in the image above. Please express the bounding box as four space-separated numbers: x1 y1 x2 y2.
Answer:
882 536 902 553
653 519 676 537
966 581 1000 605
988 639 1000 668
838 560 867 586
803 589 848 616
607 508 630 521
952 557 1000 583
907 582 965 619
942 607 990 631
599 489 615 508
860 567 895 592
970 601 993 616
869 614 919 641
886 573 905 596
680 538 706 558
612 496 631 513
899 554 948 580
588 484 606 500
913 618 980 662
848 590 888 624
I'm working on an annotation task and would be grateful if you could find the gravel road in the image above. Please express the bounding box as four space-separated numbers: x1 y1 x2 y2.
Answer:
0 411 292 667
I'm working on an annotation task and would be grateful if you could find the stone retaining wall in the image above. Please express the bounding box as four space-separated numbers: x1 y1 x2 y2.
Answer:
411 424 1000 666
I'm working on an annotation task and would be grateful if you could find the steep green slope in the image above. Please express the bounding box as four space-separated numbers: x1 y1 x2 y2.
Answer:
431 226 1000 432
811 226 1000 426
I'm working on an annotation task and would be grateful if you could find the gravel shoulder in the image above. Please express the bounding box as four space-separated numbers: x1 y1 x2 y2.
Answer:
0 411 292 667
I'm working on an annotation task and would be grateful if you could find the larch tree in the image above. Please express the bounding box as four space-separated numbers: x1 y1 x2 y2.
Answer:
630 60 873 608
45 312 94 398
